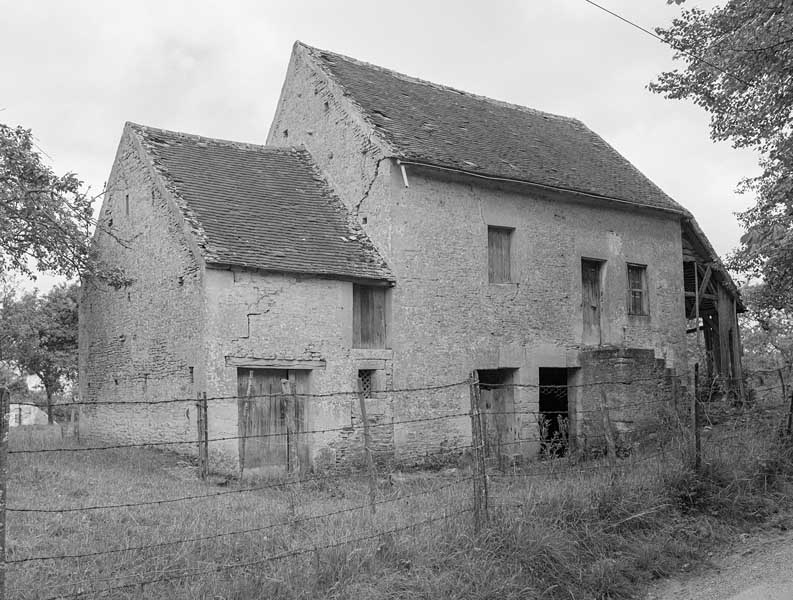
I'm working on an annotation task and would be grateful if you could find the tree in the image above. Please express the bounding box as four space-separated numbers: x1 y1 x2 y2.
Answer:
0 283 79 423
738 284 793 373
651 1 793 309
0 124 96 280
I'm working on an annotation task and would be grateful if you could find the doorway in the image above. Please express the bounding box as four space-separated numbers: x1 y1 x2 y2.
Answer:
581 259 603 346
477 369 516 468
236 368 308 471
539 368 569 456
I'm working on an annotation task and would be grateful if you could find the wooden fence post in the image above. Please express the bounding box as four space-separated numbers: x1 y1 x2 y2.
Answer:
196 392 208 480
281 380 299 475
0 386 9 600
357 378 378 514
469 372 488 532
693 364 701 470
281 380 302 523
599 388 617 468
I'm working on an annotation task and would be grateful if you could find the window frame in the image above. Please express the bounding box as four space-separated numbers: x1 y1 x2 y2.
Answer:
487 225 514 284
626 263 649 316
352 284 388 349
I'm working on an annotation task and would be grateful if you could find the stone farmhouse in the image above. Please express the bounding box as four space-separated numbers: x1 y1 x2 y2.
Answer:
79 42 743 473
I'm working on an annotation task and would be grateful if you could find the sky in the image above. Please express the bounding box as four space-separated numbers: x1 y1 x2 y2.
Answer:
1 0 760 292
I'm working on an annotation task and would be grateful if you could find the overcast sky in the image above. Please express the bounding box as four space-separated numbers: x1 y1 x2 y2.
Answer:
1 0 760 291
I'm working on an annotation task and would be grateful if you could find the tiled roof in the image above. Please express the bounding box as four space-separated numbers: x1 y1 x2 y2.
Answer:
303 43 686 214
128 123 393 281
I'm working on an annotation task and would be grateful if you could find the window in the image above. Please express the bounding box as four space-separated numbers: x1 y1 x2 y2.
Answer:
358 370 374 397
627 264 649 316
488 226 513 283
125 194 130 216
353 284 387 348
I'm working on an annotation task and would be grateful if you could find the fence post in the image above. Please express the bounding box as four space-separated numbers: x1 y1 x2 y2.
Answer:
469 372 488 532
693 364 701 470
599 388 617 468
357 378 378 514
196 392 208 480
281 380 299 475
0 386 9 600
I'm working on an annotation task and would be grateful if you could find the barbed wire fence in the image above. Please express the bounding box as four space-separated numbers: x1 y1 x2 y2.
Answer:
2 365 793 599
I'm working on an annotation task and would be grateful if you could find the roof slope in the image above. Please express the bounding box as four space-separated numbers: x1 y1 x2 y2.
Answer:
302 43 685 214
129 123 392 281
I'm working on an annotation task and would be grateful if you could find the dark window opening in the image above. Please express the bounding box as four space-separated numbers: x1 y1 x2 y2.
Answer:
627 263 649 316
539 368 569 457
189 367 194 384
488 226 513 283
353 284 387 348
125 194 129 217
358 370 374 397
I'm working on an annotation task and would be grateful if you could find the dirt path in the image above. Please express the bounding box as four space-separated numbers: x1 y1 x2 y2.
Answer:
646 528 793 600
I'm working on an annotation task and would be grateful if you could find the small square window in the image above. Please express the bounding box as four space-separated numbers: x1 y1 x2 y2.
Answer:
488 226 513 283
358 370 374 397
627 264 649 316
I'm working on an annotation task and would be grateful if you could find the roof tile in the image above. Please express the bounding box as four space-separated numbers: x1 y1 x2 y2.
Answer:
129 123 393 282
304 44 685 214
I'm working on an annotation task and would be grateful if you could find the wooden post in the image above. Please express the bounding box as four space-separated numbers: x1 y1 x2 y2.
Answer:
357 378 378 514
281 380 301 523
239 371 254 482
281 380 299 475
599 388 617 468
0 386 9 600
469 372 488 532
196 392 208 480
693 364 701 470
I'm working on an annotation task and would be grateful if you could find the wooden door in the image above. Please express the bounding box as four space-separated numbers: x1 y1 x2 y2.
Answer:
238 369 288 468
581 259 602 346
479 384 514 469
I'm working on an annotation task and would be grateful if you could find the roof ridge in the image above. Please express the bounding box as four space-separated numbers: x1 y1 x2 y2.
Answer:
295 41 583 127
125 122 299 154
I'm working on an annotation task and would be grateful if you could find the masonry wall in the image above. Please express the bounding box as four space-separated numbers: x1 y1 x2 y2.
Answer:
267 45 688 461
200 268 397 473
78 131 204 450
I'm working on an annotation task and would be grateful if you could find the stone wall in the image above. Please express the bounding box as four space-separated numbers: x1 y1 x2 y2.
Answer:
267 47 687 460
200 268 395 472
78 129 204 450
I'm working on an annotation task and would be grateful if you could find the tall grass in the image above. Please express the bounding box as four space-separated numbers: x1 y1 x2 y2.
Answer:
8 393 793 600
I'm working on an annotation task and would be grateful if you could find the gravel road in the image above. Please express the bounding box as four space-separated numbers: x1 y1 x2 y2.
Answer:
646 528 793 600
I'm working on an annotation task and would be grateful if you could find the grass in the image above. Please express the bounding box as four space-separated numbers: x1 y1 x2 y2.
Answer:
8 393 793 600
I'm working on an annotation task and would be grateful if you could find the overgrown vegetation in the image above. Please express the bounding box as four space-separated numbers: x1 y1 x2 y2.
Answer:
9 389 793 600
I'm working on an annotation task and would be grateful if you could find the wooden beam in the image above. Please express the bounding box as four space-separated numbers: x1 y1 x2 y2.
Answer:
225 357 326 369
696 265 713 301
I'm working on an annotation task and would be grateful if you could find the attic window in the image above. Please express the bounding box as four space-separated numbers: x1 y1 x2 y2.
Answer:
372 110 391 121
283 129 289 139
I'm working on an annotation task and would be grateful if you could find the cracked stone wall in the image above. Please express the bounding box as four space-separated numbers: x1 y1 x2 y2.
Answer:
201 268 394 472
78 130 204 451
268 45 687 460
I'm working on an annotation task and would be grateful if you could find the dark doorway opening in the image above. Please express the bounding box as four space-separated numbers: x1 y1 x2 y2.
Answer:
539 368 569 456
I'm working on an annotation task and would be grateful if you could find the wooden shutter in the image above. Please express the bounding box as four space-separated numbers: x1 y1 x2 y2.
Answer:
488 227 512 283
353 285 387 348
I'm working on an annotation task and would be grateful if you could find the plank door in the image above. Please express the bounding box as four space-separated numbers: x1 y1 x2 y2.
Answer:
238 368 288 468
479 383 514 469
581 259 603 346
